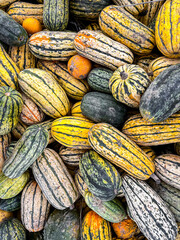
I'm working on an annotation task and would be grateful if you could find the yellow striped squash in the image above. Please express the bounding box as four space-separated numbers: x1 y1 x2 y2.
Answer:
0 44 20 89
82 210 112 240
29 31 77 61
37 60 89 100
0 133 11 172
20 92 45 125
51 116 94 149
99 5 155 55
141 146 156 161
18 68 70 118
71 101 86 118
109 64 151 108
7 2 43 24
8 41 36 71
75 170 88 197
86 23 100 31
21 180 50 232
0 0 17 8
74 30 134 70
148 56 180 80
12 120 27 140
155 0 180 58
88 123 155 180
122 113 180 146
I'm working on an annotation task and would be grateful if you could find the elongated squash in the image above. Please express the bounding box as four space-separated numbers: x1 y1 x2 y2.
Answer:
122 113 180 146
29 31 77 61
0 0 17 8
0 44 20 89
37 60 89 100
51 116 94 149
141 146 156 161
32 148 79 210
99 5 155 55
74 30 134 70
18 68 70 118
155 0 180 58
122 175 178 240
0 133 11 172
59 147 86 166
3 124 49 179
21 180 50 232
71 101 86 118
0 193 21 212
74 170 88 196
88 123 155 180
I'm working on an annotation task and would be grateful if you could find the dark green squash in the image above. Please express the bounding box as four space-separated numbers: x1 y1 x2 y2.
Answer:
0 193 21 212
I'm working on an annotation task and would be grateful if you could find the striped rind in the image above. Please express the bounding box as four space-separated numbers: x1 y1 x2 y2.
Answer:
51 116 94 149
141 146 156 161
0 133 11 172
0 44 20 89
86 23 100 31
122 175 178 240
109 64 151 108
0 171 30 199
99 5 155 55
74 30 134 70
155 0 180 58
0 218 26 240
59 147 86 166
74 170 88 196
0 193 21 212
140 64 180 122
82 210 112 240
80 150 122 201
0 86 23 135
84 191 127 223
20 92 45 125
43 0 69 31
136 53 159 73
3 124 49 179
71 101 86 118
37 60 89 100
154 154 180 190
29 31 77 61
88 123 155 180
8 41 36 71
122 113 180 146
87 67 113 93
21 180 50 232
38 119 55 144
18 68 70 118
12 120 27 140
7 2 43 24
32 148 79 210
0 0 17 8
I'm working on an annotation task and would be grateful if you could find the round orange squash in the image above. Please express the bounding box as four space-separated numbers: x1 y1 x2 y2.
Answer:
22 18 42 35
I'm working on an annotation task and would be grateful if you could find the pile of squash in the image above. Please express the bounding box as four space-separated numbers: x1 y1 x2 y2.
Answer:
0 0 179 239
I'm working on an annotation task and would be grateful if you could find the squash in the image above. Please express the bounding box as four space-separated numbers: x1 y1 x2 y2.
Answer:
0 133 11 172
0 193 21 212
71 101 86 118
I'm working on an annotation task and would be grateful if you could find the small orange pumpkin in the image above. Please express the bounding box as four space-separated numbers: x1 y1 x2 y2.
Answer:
22 18 42 35
111 217 138 239
67 54 92 80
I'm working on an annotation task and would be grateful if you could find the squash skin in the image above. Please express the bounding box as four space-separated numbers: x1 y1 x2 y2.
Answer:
140 64 180 122
88 123 155 180
0 133 11 172
74 170 88 196
71 101 86 118
0 0 17 8
12 120 27 140
0 9 28 46
59 147 86 166
0 193 21 212
99 5 155 55
155 0 180 58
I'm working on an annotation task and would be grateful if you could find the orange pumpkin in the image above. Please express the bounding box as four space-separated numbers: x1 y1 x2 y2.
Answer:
67 54 92 80
22 18 42 35
111 217 138 239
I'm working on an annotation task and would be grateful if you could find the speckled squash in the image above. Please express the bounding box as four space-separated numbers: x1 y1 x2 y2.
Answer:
21 180 50 232
99 5 155 55
29 31 77 61
109 64 151 108
59 147 86 166
71 101 86 118
18 68 70 118
0 209 13 223
38 119 55 144
0 44 20 89
84 190 127 223
32 148 79 210
8 41 36 71
6 141 16 159
74 30 134 70
140 64 180 122
155 0 180 58
0 0 17 8
122 113 180 146
0 86 23 135
0 193 21 212
141 146 156 161
88 123 155 180
122 175 178 240
7 2 43 24
0 133 11 172
0 171 30 199
80 150 122 201
148 57 180 80
51 116 94 149
12 120 27 140
74 170 88 196
44 208 80 240
111 217 138 239
37 60 89 100
82 210 112 240
154 154 180 190
135 53 159 73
